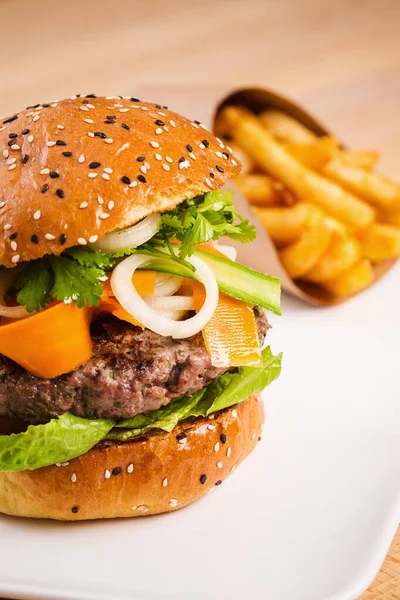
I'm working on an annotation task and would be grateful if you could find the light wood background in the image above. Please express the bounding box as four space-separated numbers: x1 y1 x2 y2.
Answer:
0 0 399 597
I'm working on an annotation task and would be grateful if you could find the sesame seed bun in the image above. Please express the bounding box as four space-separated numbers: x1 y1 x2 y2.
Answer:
0 395 263 520
0 95 241 268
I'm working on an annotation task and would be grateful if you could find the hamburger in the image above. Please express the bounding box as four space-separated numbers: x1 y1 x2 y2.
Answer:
0 95 282 520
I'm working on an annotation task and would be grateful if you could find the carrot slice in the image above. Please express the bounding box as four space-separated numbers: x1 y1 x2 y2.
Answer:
0 303 92 378
192 282 262 368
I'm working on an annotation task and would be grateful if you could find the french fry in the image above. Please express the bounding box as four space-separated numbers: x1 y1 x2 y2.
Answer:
278 221 332 279
220 106 375 230
284 137 339 170
322 259 374 296
337 149 379 171
324 159 400 211
253 203 324 245
235 174 296 207
377 210 400 227
359 223 400 263
304 236 361 282
259 110 316 144
225 142 254 174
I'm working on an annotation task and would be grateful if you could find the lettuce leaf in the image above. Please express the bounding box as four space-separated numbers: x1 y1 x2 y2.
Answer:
0 414 113 472
108 346 282 442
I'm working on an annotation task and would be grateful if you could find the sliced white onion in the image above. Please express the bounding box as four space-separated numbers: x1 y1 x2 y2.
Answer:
0 269 31 320
154 273 183 297
156 309 187 321
213 243 237 262
111 254 218 339
92 214 161 253
145 295 195 311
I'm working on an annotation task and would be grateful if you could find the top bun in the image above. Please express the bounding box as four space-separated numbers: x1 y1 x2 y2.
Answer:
0 96 241 267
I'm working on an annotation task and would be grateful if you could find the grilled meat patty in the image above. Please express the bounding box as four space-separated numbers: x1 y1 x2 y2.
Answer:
0 308 269 423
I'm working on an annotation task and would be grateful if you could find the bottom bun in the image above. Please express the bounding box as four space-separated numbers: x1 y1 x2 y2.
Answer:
0 395 264 520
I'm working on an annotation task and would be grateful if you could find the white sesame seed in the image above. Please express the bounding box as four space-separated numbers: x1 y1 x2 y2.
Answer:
227 447 232 457
165 156 173 163
232 409 238 418
103 167 113 174
199 143 205 149
104 138 113 144
78 154 85 163
214 442 220 453
231 159 238 167
33 115 40 122
80 105 89 112
8 164 16 171
61 462 69 467
10 241 17 251
100 213 110 220
47 141 56 147
88 172 98 179
78 237 87 245
216 151 223 158
164 126 169 132
84 118 94 124
40 168 50 175
207 424 216 431
189 152 196 160
71 473 77 483
0 126 6 132
141 106 148 111
33 210 41 220
179 160 190 170
10 144 20 151
7 158 16 165
162 164 170 171
97 196 104 204
4 224 11 230
104 469 111 479
79 201 88 209
2 149 9 158
252 433 256 440
127 463 134 474
86 103 95 109
57 124 65 130
217 462 223 469
27 135 34 143
11 255 20 264
170 120 176 127
89 235 98 243
169 499 178 507
191 122 199 129
131 505 137 511
162 477 168 487
200 124 209 131
137 505 148 513
51 103 58 108
145 162 150 170
226 145 233 153
140 165 147 174
0 202 5 208
129 181 138 188
205 178 212 188
158 112 166 117
119 108 129 113
45 233 55 240
102 173 110 180
108 201 115 210
87 132 95 138
150 141 159 148
113 103 123 108
155 128 163 135
155 153 162 161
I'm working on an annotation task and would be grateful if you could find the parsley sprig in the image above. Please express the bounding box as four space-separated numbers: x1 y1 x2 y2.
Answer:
11 190 255 312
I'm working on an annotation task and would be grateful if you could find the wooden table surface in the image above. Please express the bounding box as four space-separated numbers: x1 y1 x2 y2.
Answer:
0 0 399 597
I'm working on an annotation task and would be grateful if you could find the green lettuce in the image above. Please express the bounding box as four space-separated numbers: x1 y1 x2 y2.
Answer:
108 346 282 442
0 414 113 472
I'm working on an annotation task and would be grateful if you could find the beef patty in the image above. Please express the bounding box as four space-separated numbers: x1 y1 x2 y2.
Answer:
0 308 269 422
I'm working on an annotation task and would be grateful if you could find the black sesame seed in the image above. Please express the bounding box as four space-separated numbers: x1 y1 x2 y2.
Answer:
81 99 89 104
202 139 209 147
26 104 40 109
41 184 49 193
155 104 162 109
194 120 201 125
89 161 101 169
209 173 215 179
200 474 207 485
62 151 72 157
56 140 67 146
22 129 30 135
222 152 230 159
85 94 97 98
42 104 50 108
176 432 187 442
121 123 130 130
22 154 29 164
258 436 262 442
155 119 164 126
216 165 224 173
56 189 65 199
137 174 146 183
215 480 222 486
9 232 17 240
49 171 59 179
7 139 15 147
94 132 107 139
130 97 140 102
75 94 81 98
136 156 146 162
186 144 193 152
179 157 185 163
112 467 122 476
8 133 18 139
31 234 39 244
59 233 67 245
121 176 131 185
3 115 18 124
220 433 227 444
163 105 168 109
71 506 79 514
